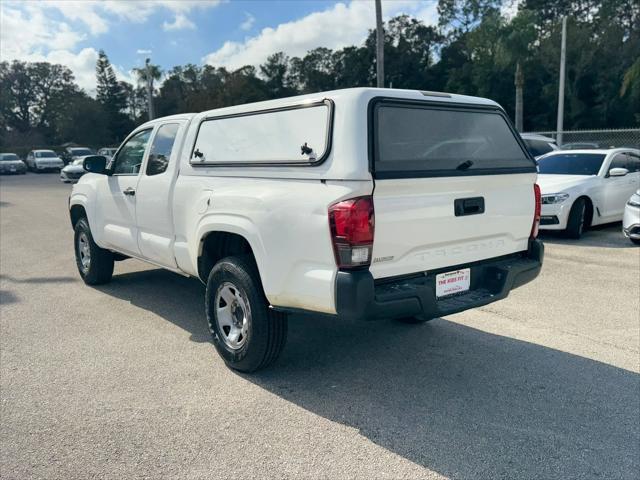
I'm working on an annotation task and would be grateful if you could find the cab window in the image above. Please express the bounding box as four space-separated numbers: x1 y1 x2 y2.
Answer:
146 123 179 176
112 129 152 175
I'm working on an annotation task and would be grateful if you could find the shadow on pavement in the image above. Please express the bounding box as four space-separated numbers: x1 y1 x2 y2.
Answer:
539 222 635 248
98 268 640 479
0 290 19 304
0 274 76 284
96 269 210 343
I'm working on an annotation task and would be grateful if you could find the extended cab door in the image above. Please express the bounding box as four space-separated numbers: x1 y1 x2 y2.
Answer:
94 129 152 256
135 122 184 267
369 100 538 280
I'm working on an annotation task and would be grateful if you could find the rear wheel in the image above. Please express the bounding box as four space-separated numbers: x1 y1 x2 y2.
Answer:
74 218 114 285
565 198 587 239
206 256 287 372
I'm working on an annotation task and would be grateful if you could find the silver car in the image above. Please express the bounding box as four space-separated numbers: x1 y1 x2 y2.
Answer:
60 156 89 183
0 153 27 174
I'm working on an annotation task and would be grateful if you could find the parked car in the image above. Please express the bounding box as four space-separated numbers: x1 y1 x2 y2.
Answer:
60 156 90 183
69 87 543 372
25 150 64 172
0 153 27 174
97 147 118 160
623 190 640 245
536 149 640 238
61 147 95 165
520 133 558 158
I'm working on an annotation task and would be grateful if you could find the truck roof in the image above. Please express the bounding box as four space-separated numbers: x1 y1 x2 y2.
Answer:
137 88 501 131
202 87 500 117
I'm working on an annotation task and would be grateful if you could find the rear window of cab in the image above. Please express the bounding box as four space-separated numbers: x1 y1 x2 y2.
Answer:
371 101 536 178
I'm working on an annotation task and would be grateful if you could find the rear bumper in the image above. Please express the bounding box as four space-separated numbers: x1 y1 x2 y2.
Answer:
336 239 544 321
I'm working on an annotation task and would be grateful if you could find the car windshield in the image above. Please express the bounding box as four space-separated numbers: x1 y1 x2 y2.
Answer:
35 151 57 158
0 154 20 161
537 153 606 175
71 148 92 156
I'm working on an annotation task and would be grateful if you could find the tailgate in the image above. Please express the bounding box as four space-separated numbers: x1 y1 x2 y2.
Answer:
369 98 537 280
370 173 535 279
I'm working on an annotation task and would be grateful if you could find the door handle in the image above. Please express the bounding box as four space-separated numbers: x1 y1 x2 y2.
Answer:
454 197 485 216
123 187 136 196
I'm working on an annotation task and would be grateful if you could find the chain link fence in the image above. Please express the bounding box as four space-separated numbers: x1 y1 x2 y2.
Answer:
524 128 640 149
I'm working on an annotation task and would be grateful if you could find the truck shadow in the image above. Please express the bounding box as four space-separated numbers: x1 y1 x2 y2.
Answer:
98 268 640 479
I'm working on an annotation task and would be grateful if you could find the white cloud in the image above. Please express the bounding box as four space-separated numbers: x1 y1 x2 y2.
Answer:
203 0 439 69
136 49 153 55
501 0 522 20
240 12 256 31
163 13 196 31
0 0 221 93
0 4 85 59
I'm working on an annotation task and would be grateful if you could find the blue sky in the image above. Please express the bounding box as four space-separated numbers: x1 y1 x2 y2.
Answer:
1 1 440 92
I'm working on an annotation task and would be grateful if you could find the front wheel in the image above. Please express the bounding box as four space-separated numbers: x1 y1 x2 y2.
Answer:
206 256 287 372
74 218 114 285
631 238 640 246
565 198 587 239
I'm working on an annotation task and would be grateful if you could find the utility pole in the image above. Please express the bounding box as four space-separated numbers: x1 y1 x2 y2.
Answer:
145 57 155 121
556 17 567 146
375 0 384 88
514 62 524 131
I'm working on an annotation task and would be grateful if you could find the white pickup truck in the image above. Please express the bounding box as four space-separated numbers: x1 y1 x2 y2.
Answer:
69 87 543 372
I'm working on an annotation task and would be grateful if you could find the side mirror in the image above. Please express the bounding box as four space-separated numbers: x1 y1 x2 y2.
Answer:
83 155 108 174
608 167 629 177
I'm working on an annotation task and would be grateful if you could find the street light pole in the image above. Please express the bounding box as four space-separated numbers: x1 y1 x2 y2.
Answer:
556 17 567 146
145 58 155 121
375 0 384 88
515 62 524 132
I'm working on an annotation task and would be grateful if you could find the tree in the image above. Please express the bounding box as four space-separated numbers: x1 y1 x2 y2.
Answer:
260 52 297 98
56 92 110 146
0 60 77 140
95 50 131 143
289 48 336 93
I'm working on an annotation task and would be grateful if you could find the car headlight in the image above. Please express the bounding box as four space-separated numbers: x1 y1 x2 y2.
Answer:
628 195 640 208
541 193 570 204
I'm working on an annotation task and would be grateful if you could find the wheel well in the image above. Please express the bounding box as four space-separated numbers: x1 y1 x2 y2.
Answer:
69 205 87 228
577 196 594 227
198 231 255 282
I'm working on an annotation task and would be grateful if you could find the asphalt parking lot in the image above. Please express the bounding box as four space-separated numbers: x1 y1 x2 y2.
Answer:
1 173 639 479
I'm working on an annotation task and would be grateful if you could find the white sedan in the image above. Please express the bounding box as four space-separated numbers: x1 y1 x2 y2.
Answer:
623 190 640 245
60 156 90 183
537 148 640 238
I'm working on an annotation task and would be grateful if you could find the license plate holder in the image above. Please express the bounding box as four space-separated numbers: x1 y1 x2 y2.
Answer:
436 268 471 298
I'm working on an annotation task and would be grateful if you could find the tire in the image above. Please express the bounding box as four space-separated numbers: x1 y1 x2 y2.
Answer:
206 256 287 372
631 238 640 246
396 314 434 324
565 198 587 239
74 217 114 285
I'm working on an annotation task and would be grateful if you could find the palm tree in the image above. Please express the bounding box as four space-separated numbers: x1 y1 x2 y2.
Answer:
133 58 162 120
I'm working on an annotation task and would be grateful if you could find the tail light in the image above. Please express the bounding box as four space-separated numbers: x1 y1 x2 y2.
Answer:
531 183 541 238
328 196 375 269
